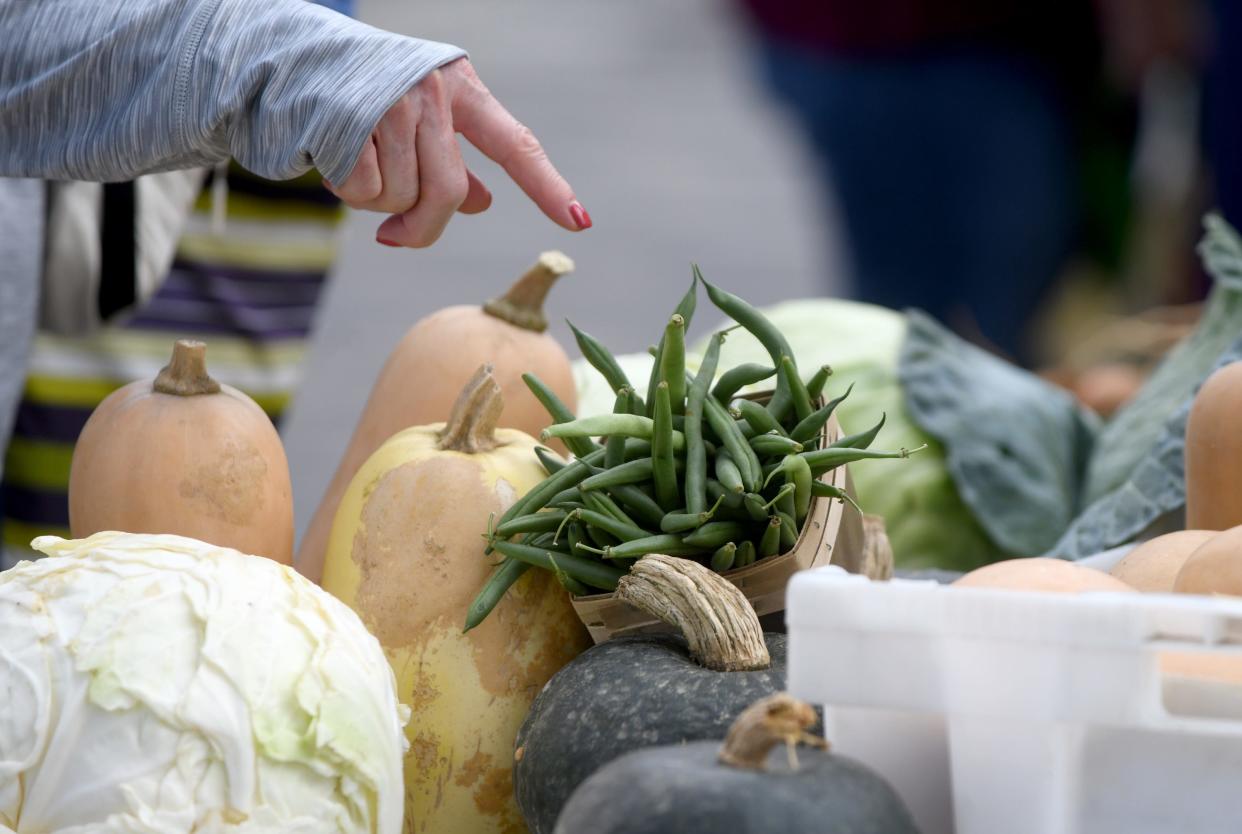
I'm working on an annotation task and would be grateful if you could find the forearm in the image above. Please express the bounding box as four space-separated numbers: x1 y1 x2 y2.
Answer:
0 0 464 184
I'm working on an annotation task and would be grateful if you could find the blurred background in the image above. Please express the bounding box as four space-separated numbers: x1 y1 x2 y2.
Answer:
285 0 1234 539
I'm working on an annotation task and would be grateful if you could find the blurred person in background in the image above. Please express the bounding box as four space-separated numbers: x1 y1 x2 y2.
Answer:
0 0 587 566
736 1 1101 362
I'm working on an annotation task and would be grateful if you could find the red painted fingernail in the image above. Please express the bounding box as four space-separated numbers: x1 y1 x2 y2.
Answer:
569 202 592 230
376 236 402 247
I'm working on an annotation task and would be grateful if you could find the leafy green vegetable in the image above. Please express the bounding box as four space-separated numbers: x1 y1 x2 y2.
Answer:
899 311 1097 557
1052 214 1242 558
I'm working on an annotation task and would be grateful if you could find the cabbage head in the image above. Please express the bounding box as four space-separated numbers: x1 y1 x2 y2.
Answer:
0 531 407 834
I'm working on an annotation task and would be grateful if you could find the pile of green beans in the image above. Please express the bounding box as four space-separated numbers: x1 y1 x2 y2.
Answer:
464 268 922 630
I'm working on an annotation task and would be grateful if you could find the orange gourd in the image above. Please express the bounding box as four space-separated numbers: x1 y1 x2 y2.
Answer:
68 340 294 563
297 251 577 583
1185 361 1242 530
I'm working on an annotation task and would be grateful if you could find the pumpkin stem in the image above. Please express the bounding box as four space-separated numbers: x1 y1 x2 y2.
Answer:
153 340 221 396
482 251 574 333
718 692 827 771
615 554 771 672
439 364 504 454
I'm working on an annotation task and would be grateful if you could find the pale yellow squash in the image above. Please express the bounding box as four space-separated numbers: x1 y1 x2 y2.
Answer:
322 366 589 834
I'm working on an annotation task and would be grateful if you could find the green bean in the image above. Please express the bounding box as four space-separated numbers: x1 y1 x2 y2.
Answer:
547 486 585 507
673 273 698 327
765 386 793 424
785 454 814 521
623 438 653 461
710 542 737 572
546 553 592 596
568 320 634 396
464 557 530 631
801 445 924 477
582 490 638 527
652 381 680 510
659 314 687 415
829 412 887 451
743 492 769 522
697 267 795 374
776 510 799 550
523 373 599 459
495 448 606 530
534 446 567 475
542 414 686 451
704 395 759 492
567 522 586 556
574 508 651 542
714 450 745 494
645 339 664 418
586 523 620 549
578 533 703 560
607 485 668 528
759 516 782 558
494 540 625 590
581 458 650 490
734 417 757 439
712 363 776 403
706 478 744 509
682 521 750 549
791 383 854 444
660 493 726 533
805 365 833 400
736 539 757 568
811 480 864 514
750 432 804 457
493 509 569 539
780 355 813 422
734 398 787 437
604 387 633 469
685 331 724 515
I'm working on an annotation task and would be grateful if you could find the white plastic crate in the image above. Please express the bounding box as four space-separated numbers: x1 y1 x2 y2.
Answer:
786 567 1242 834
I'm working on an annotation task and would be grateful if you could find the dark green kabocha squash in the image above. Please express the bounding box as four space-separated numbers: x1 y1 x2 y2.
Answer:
514 555 792 834
553 692 921 834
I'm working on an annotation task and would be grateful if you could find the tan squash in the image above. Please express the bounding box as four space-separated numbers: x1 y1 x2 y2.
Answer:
1185 361 1242 530
1109 530 1218 592
68 340 294 563
321 365 590 833
953 557 1136 593
298 251 577 583
1174 523 1242 595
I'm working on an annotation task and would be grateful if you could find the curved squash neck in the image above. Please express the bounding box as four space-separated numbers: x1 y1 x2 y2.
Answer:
482 251 574 333
153 340 221 396
615 554 770 672
438 365 504 454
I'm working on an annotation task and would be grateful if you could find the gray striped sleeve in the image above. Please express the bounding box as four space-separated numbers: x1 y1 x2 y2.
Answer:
0 0 465 185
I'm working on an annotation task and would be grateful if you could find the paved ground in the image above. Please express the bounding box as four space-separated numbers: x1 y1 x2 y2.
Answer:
282 0 846 540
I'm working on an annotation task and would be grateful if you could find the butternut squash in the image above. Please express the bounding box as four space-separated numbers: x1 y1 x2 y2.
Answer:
1185 361 1242 530
321 365 590 834
68 340 294 563
298 251 577 583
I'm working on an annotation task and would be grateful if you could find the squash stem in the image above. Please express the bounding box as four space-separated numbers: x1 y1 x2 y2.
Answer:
717 692 827 771
438 364 504 454
153 340 221 396
614 554 771 672
482 251 574 333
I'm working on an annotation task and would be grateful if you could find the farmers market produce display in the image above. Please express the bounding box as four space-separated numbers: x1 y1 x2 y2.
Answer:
320 366 591 834
0 532 406 833
298 251 579 584
469 268 917 625
67 339 295 563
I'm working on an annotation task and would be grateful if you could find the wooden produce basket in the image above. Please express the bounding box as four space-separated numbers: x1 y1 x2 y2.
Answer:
570 410 891 644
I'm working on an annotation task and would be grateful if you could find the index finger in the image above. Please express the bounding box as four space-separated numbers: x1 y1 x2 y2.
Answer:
453 81 588 231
